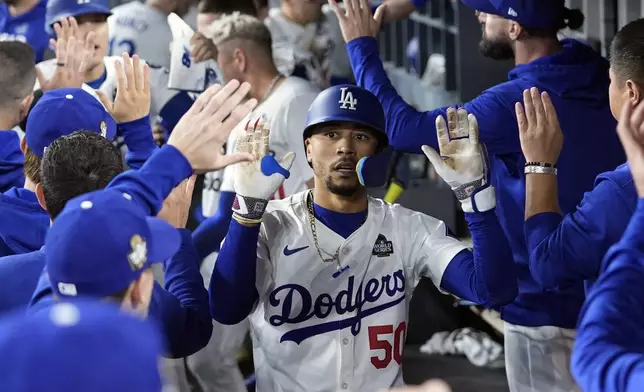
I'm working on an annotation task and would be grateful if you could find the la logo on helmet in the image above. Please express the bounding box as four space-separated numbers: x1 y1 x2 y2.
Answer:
338 87 357 111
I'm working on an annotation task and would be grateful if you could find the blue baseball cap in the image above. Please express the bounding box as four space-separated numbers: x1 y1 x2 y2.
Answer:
46 189 181 298
461 0 567 30
25 87 117 157
0 300 163 392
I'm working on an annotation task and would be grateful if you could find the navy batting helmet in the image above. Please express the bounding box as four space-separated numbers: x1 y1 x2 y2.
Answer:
303 85 388 148
45 0 112 34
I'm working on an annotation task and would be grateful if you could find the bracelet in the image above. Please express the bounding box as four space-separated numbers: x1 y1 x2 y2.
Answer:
232 214 263 225
524 165 558 175
525 161 556 168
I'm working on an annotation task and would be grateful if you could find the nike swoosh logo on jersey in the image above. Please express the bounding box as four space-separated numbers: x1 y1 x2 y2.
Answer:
283 245 309 256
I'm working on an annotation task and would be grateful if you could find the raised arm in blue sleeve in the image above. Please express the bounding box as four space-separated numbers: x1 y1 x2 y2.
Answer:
571 199 644 392
148 228 212 358
192 191 235 260
209 219 260 325
525 178 635 289
159 92 195 133
440 210 517 307
118 116 158 169
106 145 192 216
0 131 25 193
346 37 519 155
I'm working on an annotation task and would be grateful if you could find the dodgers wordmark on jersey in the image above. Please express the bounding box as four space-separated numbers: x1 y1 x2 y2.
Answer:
248 192 468 392
203 76 319 217
107 1 174 69
265 6 352 90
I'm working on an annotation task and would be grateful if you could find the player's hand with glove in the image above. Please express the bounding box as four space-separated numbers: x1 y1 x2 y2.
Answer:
95 53 151 123
167 80 257 174
516 87 563 165
232 117 295 225
36 17 96 91
422 107 495 213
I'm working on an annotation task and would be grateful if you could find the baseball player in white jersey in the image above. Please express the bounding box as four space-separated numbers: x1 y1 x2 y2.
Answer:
187 13 321 392
265 0 353 89
202 12 319 216
208 85 518 391
107 0 193 68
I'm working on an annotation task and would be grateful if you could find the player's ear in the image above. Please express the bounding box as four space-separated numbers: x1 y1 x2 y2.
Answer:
20 137 27 154
19 93 34 122
304 138 313 164
626 79 643 106
233 48 246 73
35 183 48 212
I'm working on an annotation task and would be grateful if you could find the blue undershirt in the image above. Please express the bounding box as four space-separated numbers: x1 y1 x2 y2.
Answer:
313 203 367 239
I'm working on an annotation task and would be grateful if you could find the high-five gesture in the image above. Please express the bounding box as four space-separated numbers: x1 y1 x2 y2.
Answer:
616 100 644 197
515 87 563 165
232 117 295 225
36 17 95 91
422 108 495 213
167 80 258 174
328 0 386 42
95 53 151 123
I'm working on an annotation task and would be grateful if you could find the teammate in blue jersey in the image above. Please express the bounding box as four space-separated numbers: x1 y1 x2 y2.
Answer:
0 41 33 193
0 300 165 392
516 19 644 292
0 0 49 62
571 94 644 392
0 52 158 258
330 0 625 390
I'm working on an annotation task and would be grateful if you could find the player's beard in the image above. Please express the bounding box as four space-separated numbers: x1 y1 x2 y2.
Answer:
325 178 360 197
478 31 514 60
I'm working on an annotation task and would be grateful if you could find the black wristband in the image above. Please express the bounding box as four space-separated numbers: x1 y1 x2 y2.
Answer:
525 161 556 168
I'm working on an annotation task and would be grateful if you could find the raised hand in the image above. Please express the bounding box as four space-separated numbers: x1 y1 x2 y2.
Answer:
515 87 563 165
95 53 151 123
422 107 494 212
616 100 644 197
36 17 95 91
232 117 295 224
166 80 258 174
157 175 197 228
328 0 386 42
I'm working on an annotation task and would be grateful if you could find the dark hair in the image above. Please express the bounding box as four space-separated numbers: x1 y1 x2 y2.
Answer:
198 0 257 16
19 89 44 132
23 146 41 184
253 0 267 10
519 8 585 39
610 18 644 86
41 131 124 219
0 41 36 108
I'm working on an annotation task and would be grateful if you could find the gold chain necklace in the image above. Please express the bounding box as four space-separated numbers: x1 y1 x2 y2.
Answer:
305 190 367 275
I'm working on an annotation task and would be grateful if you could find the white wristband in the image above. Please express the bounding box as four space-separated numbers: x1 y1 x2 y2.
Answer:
525 165 558 175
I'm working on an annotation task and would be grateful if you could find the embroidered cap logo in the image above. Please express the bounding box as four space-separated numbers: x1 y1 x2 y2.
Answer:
127 234 147 271
338 87 358 111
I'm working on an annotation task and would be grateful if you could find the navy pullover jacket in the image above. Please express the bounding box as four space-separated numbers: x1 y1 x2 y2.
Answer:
347 37 625 328
572 198 644 392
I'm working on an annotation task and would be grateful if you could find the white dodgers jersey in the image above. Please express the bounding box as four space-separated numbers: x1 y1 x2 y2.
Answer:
245 192 468 392
202 76 319 217
265 6 352 90
107 2 174 69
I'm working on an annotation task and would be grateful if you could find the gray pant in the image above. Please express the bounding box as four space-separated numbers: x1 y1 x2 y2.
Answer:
504 322 580 392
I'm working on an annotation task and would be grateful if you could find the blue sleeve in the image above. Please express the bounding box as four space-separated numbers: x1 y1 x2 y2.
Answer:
118 116 158 169
159 92 195 133
525 179 634 289
208 219 260 325
106 145 192 216
0 131 25 193
440 210 517 307
572 199 644 392
192 191 235 259
148 229 212 358
346 37 519 155
410 0 428 8
28 268 55 312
